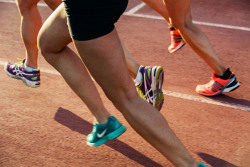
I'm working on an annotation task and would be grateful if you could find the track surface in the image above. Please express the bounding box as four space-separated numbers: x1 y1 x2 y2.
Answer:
0 0 250 166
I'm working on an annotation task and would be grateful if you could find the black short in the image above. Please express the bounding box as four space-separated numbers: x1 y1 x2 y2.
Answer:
63 0 128 41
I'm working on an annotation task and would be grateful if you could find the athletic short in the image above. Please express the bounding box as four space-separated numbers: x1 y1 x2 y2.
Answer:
62 0 128 41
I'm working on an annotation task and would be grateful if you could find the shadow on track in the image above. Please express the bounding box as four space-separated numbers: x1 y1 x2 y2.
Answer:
54 107 163 167
197 152 238 167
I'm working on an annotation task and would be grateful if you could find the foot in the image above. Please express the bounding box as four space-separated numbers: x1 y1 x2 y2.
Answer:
136 66 164 111
196 72 240 96
87 116 126 147
198 162 208 167
168 27 185 53
4 59 40 88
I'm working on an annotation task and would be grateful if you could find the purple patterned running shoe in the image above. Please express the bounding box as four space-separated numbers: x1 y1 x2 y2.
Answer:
136 66 164 111
4 59 40 88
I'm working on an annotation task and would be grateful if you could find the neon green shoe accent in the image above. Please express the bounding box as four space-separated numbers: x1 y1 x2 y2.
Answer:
13 58 24 67
31 76 37 80
147 68 151 79
136 86 147 101
155 91 164 111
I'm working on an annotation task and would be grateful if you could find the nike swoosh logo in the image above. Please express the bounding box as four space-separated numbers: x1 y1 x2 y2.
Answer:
97 129 107 138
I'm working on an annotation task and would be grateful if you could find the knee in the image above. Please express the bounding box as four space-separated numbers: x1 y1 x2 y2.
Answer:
37 33 54 63
170 17 194 33
104 87 138 112
16 0 39 15
37 33 47 58
38 31 69 66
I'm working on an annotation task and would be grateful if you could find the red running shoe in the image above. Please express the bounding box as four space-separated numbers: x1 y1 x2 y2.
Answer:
168 27 185 53
196 72 240 96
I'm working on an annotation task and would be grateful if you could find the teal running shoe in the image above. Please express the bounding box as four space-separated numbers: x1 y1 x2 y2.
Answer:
87 116 126 147
198 162 208 167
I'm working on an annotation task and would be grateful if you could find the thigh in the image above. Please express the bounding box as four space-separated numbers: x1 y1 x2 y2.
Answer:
43 0 61 11
16 0 40 11
38 3 72 53
74 29 137 101
63 0 135 100
164 0 192 26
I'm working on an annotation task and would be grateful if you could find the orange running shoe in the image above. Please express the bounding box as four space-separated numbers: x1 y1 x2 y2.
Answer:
196 72 240 96
168 27 185 53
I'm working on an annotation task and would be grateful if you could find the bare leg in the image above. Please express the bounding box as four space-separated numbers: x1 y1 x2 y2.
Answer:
38 4 110 124
15 0 61 69
44 0 61 10
73 29 198 167
121 41 140 79
16 0 41 68
163 0 227 76
141 0 170 23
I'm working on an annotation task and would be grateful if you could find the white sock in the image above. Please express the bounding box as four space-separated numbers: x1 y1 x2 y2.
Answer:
24 62 39 72
135 65 143 84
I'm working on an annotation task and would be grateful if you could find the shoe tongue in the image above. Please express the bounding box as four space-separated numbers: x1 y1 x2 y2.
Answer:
135 66 144 85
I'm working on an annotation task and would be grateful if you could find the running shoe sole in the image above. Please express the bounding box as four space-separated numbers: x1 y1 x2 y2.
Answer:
169 41 185 53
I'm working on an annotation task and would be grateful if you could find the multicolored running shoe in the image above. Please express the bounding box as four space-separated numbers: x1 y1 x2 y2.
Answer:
196 72 240 96
87 116 126 147
4 59 40 88
136 66 164 111
168 27 185 53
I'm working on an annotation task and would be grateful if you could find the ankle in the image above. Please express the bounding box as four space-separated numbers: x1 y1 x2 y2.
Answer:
24 62 39 72
215 68 232 80
25 58 38 69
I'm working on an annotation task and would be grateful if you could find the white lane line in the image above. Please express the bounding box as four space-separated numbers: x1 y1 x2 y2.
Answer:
124 13 163 20
192 21 250 32
2 0 250 32
123 13 250 32
125 2 146 15
164 90 250 112
1 61 249 111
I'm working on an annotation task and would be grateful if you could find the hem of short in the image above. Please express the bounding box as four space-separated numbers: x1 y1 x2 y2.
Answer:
71 27 115 41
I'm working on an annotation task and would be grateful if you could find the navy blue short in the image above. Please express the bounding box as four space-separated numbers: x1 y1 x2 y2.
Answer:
62 0 128 41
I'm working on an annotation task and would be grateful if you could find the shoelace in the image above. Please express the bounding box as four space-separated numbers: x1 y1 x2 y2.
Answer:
143 74 157 106
11 58 33 77
11 58 23 68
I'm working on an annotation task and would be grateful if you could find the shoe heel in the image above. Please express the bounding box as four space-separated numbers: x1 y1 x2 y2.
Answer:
223 76 240 93
22 78 40 88
224 82 240 93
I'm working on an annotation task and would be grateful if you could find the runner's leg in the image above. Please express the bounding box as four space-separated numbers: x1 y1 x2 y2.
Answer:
38 4 110 124
73 28 198 166
163 0 227 75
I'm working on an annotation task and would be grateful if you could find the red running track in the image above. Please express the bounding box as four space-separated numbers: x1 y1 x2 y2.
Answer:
0 0 250 166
